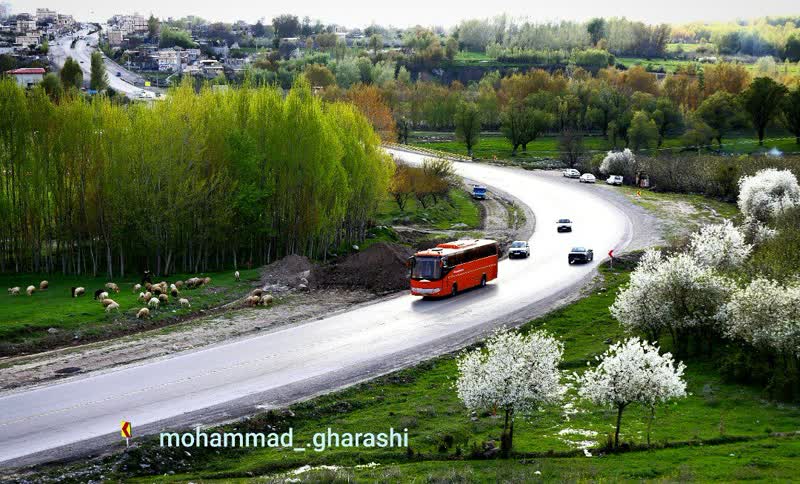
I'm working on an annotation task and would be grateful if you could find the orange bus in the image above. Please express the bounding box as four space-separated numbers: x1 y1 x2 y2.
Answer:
409 239 499 297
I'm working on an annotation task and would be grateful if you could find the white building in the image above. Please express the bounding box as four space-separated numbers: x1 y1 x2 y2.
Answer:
5 68 45 87
16 19 37 33
108 30 124 46
15 34 41 46
157 48 180 71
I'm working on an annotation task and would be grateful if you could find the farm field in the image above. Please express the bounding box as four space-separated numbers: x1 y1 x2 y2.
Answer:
51 264 800 482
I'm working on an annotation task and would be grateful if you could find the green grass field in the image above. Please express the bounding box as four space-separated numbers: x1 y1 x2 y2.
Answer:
0 268 261 352
77 265 798 482
410 130 800 161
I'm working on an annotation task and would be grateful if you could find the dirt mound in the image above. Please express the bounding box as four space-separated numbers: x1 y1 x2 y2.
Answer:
311 243 414 293
260 254 313 290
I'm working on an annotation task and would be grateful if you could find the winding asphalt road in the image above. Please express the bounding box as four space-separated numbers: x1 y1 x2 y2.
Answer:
0 149 656 467
49 27 156 99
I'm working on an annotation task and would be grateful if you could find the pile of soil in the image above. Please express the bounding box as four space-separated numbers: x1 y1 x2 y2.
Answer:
311 242 415 293
260 254 313 291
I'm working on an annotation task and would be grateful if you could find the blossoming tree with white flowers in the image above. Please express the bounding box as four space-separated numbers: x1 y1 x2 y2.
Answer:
720 278 800 358
610 249 733 352
687 220 752 271
577 338 687 448
456 330 565 456
737 168 800 223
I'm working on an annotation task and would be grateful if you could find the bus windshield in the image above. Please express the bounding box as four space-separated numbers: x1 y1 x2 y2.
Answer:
411 256 442 280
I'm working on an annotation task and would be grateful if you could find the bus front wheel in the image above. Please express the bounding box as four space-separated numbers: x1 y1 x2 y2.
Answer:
451 283 458 297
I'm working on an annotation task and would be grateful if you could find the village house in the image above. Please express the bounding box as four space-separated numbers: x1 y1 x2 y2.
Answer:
5 67 45 87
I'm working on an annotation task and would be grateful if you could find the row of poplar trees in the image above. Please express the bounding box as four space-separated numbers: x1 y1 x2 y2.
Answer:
0 77 393 277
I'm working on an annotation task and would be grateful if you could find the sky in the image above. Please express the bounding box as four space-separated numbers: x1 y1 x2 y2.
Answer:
7 0 800 28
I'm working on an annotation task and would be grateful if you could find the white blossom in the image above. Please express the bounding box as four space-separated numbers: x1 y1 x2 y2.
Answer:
687 221 752 270
610 250 733 340
576 338 687 447
737 169 800 223
456 330 565 416
720 278 800 357
599 148 636 176
740 216 778 245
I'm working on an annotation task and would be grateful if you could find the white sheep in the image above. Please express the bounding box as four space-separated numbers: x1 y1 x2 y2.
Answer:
39 280 49 290
72 286 85 298
174 280 184 290
158 293 169 305
105 282 120 293
245 295 261 306
8 286 20 296
261 294 274 306
138 291 146 301
26 285 36 296
234 270 240 281
105 301 120 312
137 307 150 319
133 283 142 293
179 298 191 308
98 291 109 301
148 297 160 309
101 298 116 307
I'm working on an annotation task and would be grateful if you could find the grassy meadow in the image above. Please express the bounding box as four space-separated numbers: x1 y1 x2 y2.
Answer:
0 268 261 353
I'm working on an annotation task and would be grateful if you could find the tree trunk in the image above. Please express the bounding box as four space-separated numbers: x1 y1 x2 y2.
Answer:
614 404 625 448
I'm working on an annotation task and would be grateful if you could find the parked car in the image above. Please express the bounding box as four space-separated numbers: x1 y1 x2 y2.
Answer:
568 247 594 264
508 240 530 258
557 218 573 232
606 175 623 186
579 173 596 183
562 168 580 179
116 71 122 77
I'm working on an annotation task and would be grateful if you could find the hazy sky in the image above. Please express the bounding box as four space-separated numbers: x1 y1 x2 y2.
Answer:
8 0 800 27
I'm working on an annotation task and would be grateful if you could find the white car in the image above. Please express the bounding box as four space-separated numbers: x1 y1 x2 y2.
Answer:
557 218 573 232
606 175 623 186
508 240 530 258
562 168 580 179
579 173 596 183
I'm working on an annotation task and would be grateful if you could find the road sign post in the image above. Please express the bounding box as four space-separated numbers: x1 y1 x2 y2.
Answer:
121 420 132 447
608 249 614 268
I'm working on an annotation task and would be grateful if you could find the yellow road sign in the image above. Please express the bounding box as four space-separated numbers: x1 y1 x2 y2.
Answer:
121 420 131 438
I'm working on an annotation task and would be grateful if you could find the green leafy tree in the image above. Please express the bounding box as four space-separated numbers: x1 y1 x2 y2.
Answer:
272 14 300 38
445 37 459 60
651 97 683 147
627 111 658 152
696 91 738 148
587 18 606 46
303 64 335 88
147 14 159 38
40 73 62 101
740 76 788 145
782 86 800 145
368 34 383 55
682 115 715 152
89 51 108 91
60 56 83 89
454 101 482 157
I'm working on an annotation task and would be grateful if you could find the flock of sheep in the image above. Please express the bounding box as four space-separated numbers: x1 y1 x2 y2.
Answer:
6 280 49 296
6 270 272 320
